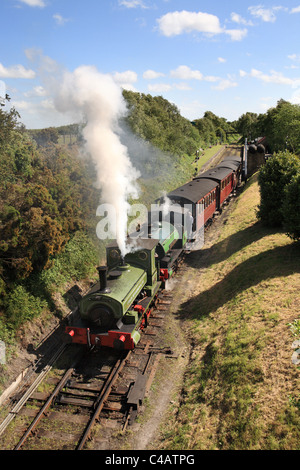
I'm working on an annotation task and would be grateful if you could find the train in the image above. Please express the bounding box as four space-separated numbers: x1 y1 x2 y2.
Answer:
64 150 243 350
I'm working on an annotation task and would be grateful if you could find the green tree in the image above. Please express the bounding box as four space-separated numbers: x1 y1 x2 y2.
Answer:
254 100 300 154
282 173 300 240
122 90 201 155
30 127 59 147
258 151 300 227
193 111 233 146
0 106 20 147
235 112 259 140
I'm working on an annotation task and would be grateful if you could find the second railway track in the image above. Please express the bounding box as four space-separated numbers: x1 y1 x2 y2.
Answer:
0 290 176 450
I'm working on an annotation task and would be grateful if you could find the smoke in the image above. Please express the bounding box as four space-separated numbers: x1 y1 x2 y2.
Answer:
43 61 140 256
26 50 179 256
118 119 179 181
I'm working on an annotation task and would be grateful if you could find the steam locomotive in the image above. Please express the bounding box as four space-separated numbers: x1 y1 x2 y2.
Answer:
64 151 242 350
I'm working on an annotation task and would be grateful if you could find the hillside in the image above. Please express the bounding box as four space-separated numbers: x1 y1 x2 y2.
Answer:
144 172 299 450
0 90 238 359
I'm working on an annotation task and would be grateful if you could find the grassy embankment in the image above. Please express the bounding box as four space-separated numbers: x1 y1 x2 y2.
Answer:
160 172 300 450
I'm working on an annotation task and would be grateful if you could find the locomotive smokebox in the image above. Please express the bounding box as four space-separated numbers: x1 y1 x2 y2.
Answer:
97 266 111 293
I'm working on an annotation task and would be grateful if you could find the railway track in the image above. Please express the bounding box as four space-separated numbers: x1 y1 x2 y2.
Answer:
0 290 175 450
0 146 242 450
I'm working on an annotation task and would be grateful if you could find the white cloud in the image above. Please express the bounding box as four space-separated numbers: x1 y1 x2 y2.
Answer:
288 54 300 62
178 99 205 121
169 65 238 91
12 100 31 110
40 98 55 109
113 70 138 84
225 28 247 41
248 5 286 23
0 63 36 79
218 57 227 63
205 75 221 83
174 82 192 90
10 97 71 129
148 83 172 93
157 10 247 41
53 14 70 26
212 79 238 91
231 12 253 26
118 0 148 8
143 69 165 79
290 6 300 14
240 68 300 87
147 82 192 93
157 10 222 37
170 65 203 80
113 70 138 91
17 0 46 7
170 65 221 83
24 85 47 97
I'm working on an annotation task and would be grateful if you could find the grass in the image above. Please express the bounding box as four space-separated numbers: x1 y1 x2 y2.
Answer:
159 172 300 450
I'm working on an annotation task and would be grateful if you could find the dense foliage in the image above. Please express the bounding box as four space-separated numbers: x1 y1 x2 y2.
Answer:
122 90 201 155
192 110 237 146
258 151 300 239
282 172 300 240
234 100 300 154
0 104 100 339
1 92 216 340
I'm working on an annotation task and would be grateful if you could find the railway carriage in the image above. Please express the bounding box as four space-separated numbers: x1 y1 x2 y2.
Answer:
165 178 218 231
65 151 243 350
194 166 235 208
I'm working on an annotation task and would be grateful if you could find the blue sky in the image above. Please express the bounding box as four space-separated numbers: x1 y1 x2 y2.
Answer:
1 0 300 129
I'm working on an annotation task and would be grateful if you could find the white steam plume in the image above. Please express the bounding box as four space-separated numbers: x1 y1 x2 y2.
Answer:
52 65 140 256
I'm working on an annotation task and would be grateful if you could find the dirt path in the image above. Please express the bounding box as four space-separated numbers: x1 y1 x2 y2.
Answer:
0 146 242 450
124 186 240 451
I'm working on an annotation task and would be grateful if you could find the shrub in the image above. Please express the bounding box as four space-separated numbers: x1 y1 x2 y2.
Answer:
258 151 300 227
40 231 99 291
282 173 300 240
4 285 47 330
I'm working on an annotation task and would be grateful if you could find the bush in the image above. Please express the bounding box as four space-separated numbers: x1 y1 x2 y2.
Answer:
258 151 300 227
40 231 99 291
4 285 47 330
282 173 300 240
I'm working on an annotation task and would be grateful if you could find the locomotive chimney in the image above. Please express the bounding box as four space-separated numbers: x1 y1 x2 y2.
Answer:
97 266 111 293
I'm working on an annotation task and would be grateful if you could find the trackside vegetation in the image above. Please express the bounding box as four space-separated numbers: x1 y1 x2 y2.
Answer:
159 173 299 450
258 151 300 240
0 92 235 363
234 99 300 154
0 91 299 450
